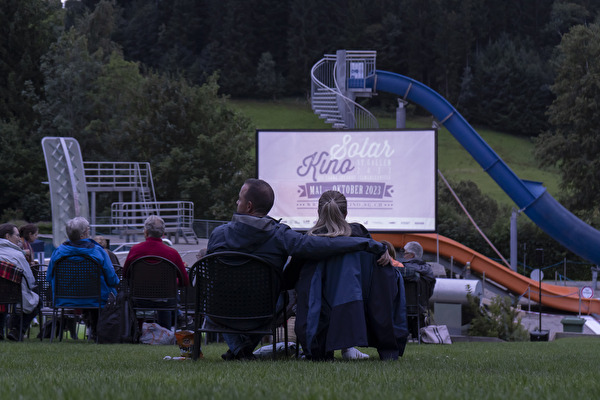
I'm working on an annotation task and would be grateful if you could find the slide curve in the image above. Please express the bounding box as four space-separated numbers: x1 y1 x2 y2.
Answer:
370 70 600 265
373 232 600 315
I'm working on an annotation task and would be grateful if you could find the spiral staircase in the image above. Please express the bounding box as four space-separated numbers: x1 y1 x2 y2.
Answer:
310 50 379 129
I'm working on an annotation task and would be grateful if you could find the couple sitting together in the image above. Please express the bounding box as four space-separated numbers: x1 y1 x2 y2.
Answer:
207 178 408 361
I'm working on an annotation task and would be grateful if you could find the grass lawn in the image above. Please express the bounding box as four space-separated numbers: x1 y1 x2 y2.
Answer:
2 337 599 399
230 98 560 208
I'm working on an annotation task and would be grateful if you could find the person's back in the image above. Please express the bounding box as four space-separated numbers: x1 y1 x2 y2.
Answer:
47 217 119 308
295 249 407 360
293 190 407 360
206 180 389 360
123 215 189 329
401 241 436 301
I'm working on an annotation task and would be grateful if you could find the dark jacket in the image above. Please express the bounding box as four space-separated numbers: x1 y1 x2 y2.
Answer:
293 223 408 360
401 258 436 300
295 250 408 360
207 213 386 269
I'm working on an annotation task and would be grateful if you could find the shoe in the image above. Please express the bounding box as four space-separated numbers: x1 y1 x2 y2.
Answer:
32 317 39 327
235 348 257 361
221 349 235 361
7 329 20 342
177 315 194 329
342 347 369 360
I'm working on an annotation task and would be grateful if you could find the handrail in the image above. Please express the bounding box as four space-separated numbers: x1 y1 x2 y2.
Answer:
311 56 378 129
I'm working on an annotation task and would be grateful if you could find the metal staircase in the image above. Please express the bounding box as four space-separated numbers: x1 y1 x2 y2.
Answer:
310 50 379 129
83 162 199 243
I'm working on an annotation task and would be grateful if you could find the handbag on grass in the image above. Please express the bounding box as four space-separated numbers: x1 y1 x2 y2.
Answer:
420 325 452 344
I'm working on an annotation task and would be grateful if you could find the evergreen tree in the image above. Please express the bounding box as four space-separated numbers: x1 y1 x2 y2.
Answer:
535 24 600 215
459 34 552 136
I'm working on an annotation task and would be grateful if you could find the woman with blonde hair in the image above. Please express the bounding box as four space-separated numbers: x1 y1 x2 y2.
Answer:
291 190 408 361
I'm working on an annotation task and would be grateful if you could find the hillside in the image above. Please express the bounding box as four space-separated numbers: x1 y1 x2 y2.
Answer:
229 98 560 208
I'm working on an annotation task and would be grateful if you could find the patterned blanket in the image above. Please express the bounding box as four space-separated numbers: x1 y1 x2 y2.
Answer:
0 260 22 312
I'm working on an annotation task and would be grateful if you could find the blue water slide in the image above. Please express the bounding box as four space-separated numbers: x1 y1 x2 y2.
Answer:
372 70 600 264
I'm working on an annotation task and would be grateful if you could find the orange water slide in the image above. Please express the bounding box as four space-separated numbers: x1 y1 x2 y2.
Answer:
372 232 600 315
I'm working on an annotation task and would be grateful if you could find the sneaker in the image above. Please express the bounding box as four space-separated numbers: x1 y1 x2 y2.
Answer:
342 347 369 360
32 317 39 327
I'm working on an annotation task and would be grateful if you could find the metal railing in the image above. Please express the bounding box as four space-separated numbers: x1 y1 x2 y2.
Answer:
107 201 197 243
310 52 379 129
84 161 157 203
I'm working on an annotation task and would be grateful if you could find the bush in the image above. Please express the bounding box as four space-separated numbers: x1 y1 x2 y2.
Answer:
467 294 529 341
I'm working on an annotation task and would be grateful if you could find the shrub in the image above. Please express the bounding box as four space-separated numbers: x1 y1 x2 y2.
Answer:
467 294 529 341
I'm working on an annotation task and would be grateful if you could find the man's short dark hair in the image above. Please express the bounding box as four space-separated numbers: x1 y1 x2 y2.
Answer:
244 178 274 216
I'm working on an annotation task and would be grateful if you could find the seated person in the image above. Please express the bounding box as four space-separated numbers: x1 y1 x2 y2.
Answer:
123 215 189 329
291 190 408 361
400 241 436 338
401 241 436 300
381 240 404 268
207 179 391 361
94 235 121 276
47 217 120 339
0 223 40 341
19 223 40 269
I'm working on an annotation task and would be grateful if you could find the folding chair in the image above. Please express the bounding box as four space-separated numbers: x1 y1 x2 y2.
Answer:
191 251 288 361
0 261 24 341
127 256 184 330
50 255 103 343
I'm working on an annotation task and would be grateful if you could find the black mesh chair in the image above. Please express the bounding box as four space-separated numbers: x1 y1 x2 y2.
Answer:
191 251 288 361
127 256 184 329
37 265 80 341
50 255 103 343
0 261 24 341
402 268 432 343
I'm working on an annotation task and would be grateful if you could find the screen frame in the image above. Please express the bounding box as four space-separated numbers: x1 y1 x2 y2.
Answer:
256 128 438 233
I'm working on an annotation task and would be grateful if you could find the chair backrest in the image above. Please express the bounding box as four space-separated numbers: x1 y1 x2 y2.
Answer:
51 255 103 305
404 278 421 316
0 261 23 305
193 251 281 328
127 256 180 302
36 265 53 307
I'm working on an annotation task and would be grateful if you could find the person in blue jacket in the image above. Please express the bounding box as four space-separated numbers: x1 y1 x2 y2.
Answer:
207 179 391 360
47 217 120 338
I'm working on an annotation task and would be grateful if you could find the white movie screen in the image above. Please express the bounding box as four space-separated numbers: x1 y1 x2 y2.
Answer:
257 129 437 232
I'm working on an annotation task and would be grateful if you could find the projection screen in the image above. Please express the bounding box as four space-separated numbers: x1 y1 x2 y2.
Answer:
257 129 437 232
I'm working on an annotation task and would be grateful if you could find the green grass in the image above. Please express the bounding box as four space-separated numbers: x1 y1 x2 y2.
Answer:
1 338 599 399
229 98 561 207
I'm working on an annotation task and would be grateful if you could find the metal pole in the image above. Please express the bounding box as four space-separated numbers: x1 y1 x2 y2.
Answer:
536 248 544 331
396 99 406 129
510 208 518 271
482 271 485 297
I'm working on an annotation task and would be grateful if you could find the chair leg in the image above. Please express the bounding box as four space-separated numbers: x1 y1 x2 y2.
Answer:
19 310 24 341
